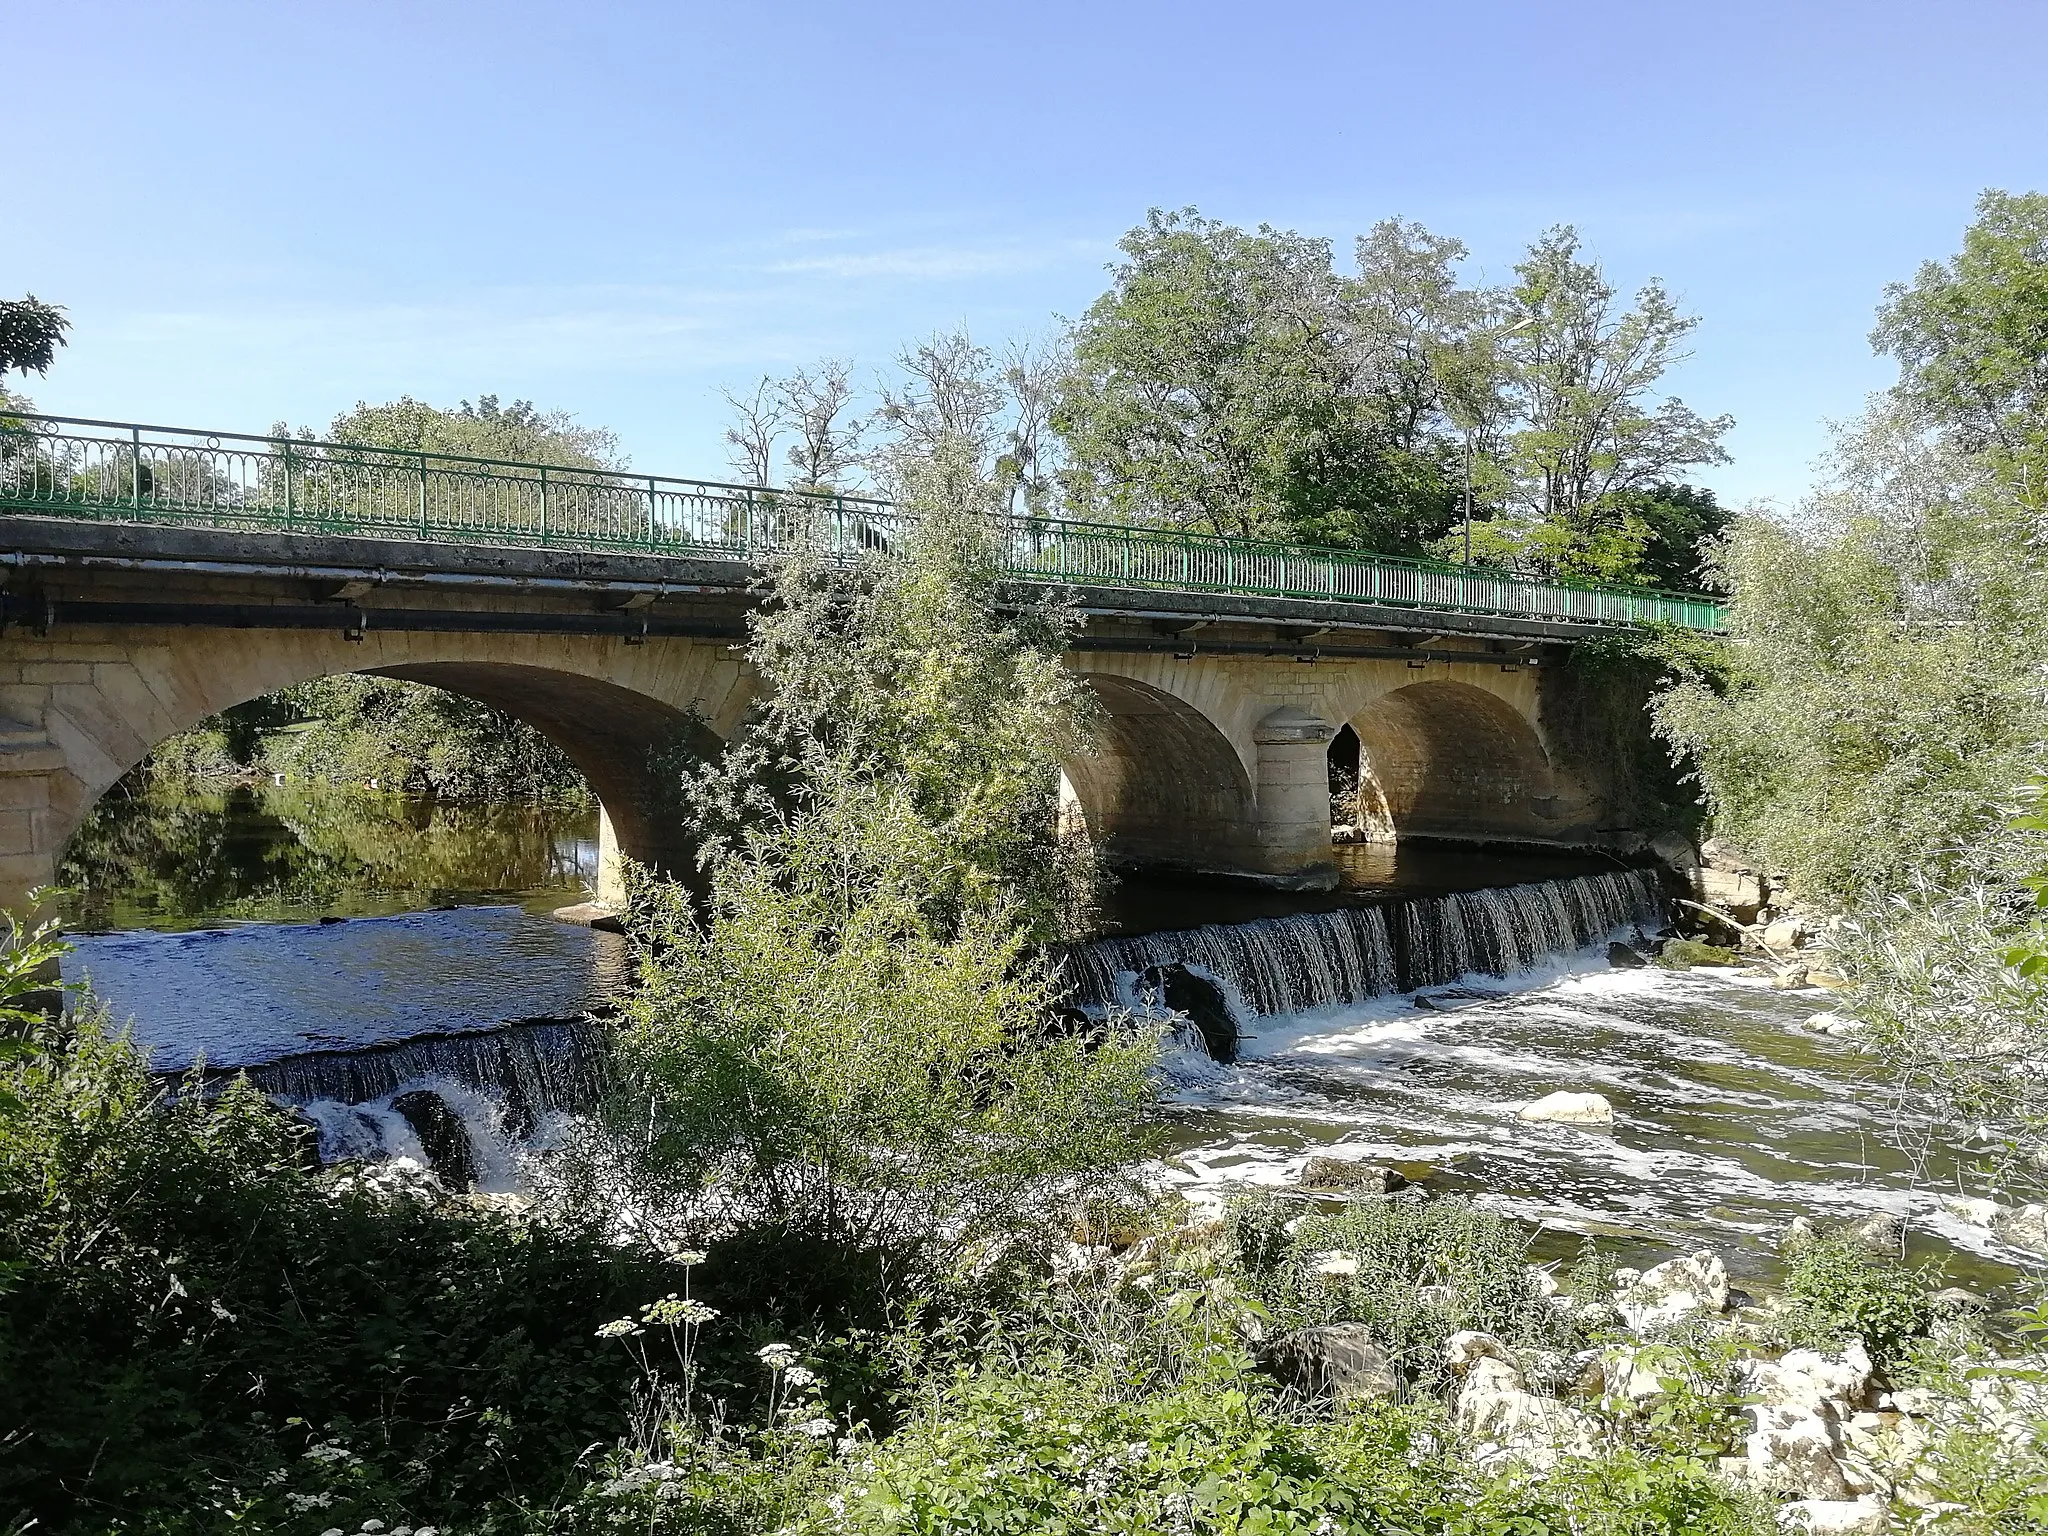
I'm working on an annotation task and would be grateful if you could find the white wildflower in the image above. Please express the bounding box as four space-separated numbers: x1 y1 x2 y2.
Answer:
757 1342 799 1369
209 1298 236 1323
595 1318 640 1339
795 1417 836 1439
284 1492 335 1511
781 1364 819 1388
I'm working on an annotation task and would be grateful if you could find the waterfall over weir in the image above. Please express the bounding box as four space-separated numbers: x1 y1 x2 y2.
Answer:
198 1016 613 1187
1054 868 1665 1023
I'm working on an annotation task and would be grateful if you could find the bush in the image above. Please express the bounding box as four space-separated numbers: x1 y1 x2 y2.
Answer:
1227 1193 1595 1391
0 1001 685 1534
1773 1226 1935 1370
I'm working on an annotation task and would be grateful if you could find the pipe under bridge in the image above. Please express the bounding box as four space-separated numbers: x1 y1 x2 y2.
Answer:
0 413 1721 911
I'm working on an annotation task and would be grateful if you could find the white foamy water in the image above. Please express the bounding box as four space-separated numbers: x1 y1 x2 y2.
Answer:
1156 955 2031 1287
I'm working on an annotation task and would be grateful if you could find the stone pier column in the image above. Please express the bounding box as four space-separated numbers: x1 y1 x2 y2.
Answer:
1252 705 1338 889
0 724 68 918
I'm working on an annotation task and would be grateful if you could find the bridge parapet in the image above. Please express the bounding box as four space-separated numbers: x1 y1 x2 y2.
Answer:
0 413 1724 632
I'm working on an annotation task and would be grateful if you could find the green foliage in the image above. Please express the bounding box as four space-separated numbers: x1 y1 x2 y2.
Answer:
317 392 622 470
812 1284 1770 1536
684 435 1099 943
1055 208 1462 553
1773 1226 1935 1369
590 445 1159 1299
143 675 586 800
1228 1193 1592 1390
0 295 68 378
1874 189 2048 477
1056 209 1729 589
0 1011 686 1535
594 873 1161 1301
259 675 586 798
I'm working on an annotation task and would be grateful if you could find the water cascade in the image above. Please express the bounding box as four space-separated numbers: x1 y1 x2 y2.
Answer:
1055 868 1663 1029
202 1015 613 1188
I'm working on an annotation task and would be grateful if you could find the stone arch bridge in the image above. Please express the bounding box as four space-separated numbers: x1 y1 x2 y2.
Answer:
0 415 1721 913
0 520 1664 914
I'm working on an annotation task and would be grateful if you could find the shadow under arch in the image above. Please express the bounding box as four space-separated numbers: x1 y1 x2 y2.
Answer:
1346 680 1556 840
1063 672 1258 872
371 662 723 892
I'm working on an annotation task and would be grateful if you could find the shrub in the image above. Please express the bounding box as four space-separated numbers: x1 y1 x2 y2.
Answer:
1773 1225 1935 1370
1227 1193 1592 1391
0 1001 683 1534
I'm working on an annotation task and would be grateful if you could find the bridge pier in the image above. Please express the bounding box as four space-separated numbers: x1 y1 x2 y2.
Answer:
1250 706 1339 888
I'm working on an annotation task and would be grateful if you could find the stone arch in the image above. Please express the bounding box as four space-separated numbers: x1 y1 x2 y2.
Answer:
1063 672 1258 872
368 662 722 900
1346 680 1558 840
10 627 748 912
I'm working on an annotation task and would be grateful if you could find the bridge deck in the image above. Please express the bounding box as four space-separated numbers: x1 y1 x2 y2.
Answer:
0 413 1724 632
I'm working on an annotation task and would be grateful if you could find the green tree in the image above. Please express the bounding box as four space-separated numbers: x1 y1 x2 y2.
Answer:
1054 209 1457 552
1873 188 2048 480
1655 191 2048 1185
1457 229 1731 583
582 438 1157 1294
0 296 67 379
313 392 621 468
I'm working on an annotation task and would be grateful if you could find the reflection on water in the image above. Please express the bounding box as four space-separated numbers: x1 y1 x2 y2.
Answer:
58 784 622 1074
1163 960 2028 1292
72 906 629 1070
1098 839 1629 935
61 783 599 931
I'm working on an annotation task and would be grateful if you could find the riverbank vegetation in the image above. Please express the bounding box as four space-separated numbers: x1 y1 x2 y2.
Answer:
1655 189 2048 1198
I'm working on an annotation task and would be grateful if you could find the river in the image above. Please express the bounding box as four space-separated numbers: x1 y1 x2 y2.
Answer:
58 781 2030 1291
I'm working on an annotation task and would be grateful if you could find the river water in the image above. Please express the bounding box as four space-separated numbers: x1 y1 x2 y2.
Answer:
57 783 2030 1289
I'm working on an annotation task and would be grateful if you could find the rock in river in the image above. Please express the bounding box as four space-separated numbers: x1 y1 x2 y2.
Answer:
1517 1091 1615 1125
391 1089 480 1191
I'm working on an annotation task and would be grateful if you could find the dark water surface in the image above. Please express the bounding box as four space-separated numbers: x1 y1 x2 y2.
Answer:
61 785 622 1069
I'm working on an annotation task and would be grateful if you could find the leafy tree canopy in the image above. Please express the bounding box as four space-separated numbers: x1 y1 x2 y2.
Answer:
1874 187 2048 477
1054 209 1462 554
307 393 623 470
1052 210 1730 585
0 296 67 379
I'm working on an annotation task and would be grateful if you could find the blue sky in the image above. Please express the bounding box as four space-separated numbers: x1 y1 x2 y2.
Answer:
11 0 2046 506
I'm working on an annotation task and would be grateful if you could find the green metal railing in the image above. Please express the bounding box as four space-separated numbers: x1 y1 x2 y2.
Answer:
0 413 1726 630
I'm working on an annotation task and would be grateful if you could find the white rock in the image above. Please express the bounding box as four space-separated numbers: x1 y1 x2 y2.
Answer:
1518 1091 1615 1125
1763 918 1809 954
1747 1415 1853 1499
1445 1330 1517 1377
1940 1195 2006 1228
1745 1341 1875 1422
1527 1265 1561 1298
1455 1356 1601 1469
1616 1251 1730 1329
1778 1496 1888 1534
1308 1249 1360 1278
1996 1204 2048 1253
1802 1013 1850 1033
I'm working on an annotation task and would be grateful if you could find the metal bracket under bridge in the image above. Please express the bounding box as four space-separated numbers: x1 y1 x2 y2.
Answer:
0 413 1725 632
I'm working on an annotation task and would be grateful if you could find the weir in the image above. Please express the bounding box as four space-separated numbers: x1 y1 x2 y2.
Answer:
216 869 1666 1185
1055 868 1664 1021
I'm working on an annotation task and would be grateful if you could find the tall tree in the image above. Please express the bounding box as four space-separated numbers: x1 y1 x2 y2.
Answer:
314 394 621 469
1466 228 1731 580
1873 188 2048 485
0 296 67 380
1054 209 1453 552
